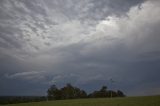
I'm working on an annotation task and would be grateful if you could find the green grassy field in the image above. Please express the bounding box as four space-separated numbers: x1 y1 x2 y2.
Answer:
4 95 160 106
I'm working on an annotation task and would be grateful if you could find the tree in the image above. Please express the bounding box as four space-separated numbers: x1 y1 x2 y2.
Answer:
117 90 125 97
47 85 62 100
88 86 108 98
79 90 87 98
100 86 107 97
100 86 107 92
61 83 87 99
60 83 75 99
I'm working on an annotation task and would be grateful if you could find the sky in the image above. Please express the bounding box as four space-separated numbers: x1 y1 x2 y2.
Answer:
0 0 160 96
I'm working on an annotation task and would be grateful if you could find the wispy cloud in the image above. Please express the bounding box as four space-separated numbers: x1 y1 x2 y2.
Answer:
5 71 46 82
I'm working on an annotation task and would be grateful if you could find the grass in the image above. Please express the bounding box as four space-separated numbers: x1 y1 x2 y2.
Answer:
4 95 160 106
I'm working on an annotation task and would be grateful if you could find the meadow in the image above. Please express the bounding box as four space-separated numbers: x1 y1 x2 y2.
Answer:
4 95 160 106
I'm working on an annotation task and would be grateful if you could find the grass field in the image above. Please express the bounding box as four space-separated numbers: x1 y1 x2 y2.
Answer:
4 95 160 106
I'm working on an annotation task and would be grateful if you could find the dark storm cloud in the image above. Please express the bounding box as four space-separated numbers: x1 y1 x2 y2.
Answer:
0 0 160 96
83 0 144 20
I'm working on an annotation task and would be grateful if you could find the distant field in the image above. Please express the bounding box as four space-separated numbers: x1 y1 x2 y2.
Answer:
4 96 160 106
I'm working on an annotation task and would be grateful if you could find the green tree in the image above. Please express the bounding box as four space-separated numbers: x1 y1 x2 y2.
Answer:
47 85 62 100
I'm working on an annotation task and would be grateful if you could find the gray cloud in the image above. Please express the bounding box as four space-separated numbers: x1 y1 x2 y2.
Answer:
0 0 160 96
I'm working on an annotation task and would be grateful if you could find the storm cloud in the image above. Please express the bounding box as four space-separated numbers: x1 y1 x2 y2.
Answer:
0 0 160 96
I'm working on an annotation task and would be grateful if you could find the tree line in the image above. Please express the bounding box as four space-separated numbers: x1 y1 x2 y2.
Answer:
0 83 125 104
47 83 125 100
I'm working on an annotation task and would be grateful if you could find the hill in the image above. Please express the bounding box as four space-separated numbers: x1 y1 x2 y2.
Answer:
4 95 160 106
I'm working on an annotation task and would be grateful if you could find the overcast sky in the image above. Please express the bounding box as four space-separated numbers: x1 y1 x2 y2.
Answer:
0 0 160 96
